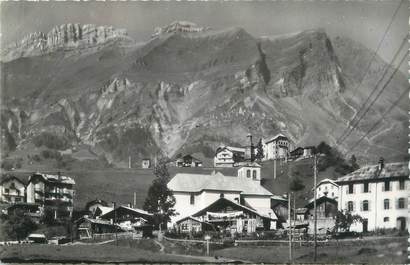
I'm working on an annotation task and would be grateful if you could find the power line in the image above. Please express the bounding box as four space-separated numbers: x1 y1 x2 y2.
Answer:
349 0 404 97
336 37 408 144
336 0 404 142
344 56 408 153
347 87 408 153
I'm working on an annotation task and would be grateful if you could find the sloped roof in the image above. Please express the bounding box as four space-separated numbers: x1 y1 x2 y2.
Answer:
336 162 408 183
316 178 338 188
97 206 114 215
100 205 153 220
305 196 337 209
217 145 246 153
0 175 26 185
264 133 288 144
237 161 261 168
168 171 272 196
29 173 75 185
190 197 277 220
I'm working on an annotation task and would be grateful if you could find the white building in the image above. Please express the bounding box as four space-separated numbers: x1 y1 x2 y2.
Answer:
315 178 339 200
0 176 26 204
214 146 245 167
167 162 277 229
262 134 290 161
336 160 409 232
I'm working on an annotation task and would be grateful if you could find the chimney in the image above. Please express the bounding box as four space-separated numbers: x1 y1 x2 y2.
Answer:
57 171 61 181
378 157 385 172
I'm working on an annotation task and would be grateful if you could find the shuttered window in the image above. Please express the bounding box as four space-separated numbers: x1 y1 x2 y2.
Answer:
383 199 389 210
347 201 354 212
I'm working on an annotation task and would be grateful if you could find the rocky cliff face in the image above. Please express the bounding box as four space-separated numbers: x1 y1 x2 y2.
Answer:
1 25 407 166
2 24 130 62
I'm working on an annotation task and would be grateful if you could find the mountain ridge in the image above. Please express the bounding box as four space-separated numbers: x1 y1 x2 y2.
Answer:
1 24 407 169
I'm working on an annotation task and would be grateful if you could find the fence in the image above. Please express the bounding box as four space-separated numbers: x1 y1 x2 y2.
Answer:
163 235 224 245
92 232 135 240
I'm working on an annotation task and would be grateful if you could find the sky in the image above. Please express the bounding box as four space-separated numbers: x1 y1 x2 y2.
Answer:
0 1 408 71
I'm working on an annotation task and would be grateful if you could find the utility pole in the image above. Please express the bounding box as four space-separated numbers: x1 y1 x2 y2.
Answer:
288 192 292 263
313 154 318 261
113 201 118 246
273 159 277 179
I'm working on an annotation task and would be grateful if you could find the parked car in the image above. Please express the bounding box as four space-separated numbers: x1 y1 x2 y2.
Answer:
27 233 47 244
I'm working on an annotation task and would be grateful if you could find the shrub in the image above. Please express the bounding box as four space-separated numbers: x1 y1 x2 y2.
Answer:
41 149 62 160
33 132 70 150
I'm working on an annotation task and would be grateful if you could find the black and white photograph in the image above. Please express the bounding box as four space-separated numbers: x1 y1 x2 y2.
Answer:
0 0 408 263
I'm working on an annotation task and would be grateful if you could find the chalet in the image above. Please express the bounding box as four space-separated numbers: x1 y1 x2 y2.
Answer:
176 154 203 167
6 203 43 223
315 178 339 200
271 195 288 228
290 146 315 160
168 162 277 230
214 146 245 167
262 134 290 161
176 216 214 234
304 196 338 234
142 159 151 169
0 176 26 204
336 159 409 232
85 199 113 218
26 172 75 220
75 216 120 239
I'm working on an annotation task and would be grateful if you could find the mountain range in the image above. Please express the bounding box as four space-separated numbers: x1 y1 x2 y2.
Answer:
1 22 408 168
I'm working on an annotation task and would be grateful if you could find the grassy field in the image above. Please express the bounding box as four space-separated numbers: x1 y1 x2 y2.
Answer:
0 243 203 263
213 237 408 264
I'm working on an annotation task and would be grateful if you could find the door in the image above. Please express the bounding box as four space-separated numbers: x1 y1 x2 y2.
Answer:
362 219 368 233
397 217 406 231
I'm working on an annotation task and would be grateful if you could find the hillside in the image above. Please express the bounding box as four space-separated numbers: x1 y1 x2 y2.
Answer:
1 22 408 170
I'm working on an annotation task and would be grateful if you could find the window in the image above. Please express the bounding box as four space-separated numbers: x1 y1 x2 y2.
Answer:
383 181 390 192
399 180 405 190
220 193 224 198
246 170 251 178
331 192 334 197
190 194 195 205
398 198 405 209
252 170 257 179
318 187 321 191
363 183 369 193
362 200 369 211
384 199 389 210
348 184 354 194
347 201 354 212
4 188 9 193
383 217 389 222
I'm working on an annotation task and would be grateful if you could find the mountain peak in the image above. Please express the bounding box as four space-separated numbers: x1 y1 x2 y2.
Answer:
1 24 130 62
151 21 211 38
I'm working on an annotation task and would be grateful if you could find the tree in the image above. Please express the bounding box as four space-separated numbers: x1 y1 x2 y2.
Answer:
143 160 177 229
289 178 305 192
2 209 38 241
334 210 363 232
254 139 264 161
350 155 360 171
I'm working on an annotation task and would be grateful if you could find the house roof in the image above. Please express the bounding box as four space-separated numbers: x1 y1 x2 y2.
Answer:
336 162 408 183
85 199 109 209
0 175 26 185
271 195 288 201
237 161 262 168
29 173 75 185
216 145 246 154
176 216 202 224
75 216 118 226
316 178 338 188
305 196 337 209
100 205 153 220
264 133 288 144
190 197 277 220
97 206 114 215
168 171 273 196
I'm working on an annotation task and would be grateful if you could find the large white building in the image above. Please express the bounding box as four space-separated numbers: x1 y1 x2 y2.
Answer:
336 160 409 232
315 178 339 200
262 134 290 161
167 162 277 230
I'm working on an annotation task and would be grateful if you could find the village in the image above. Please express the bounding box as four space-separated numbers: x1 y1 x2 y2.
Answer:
0 133 408 263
